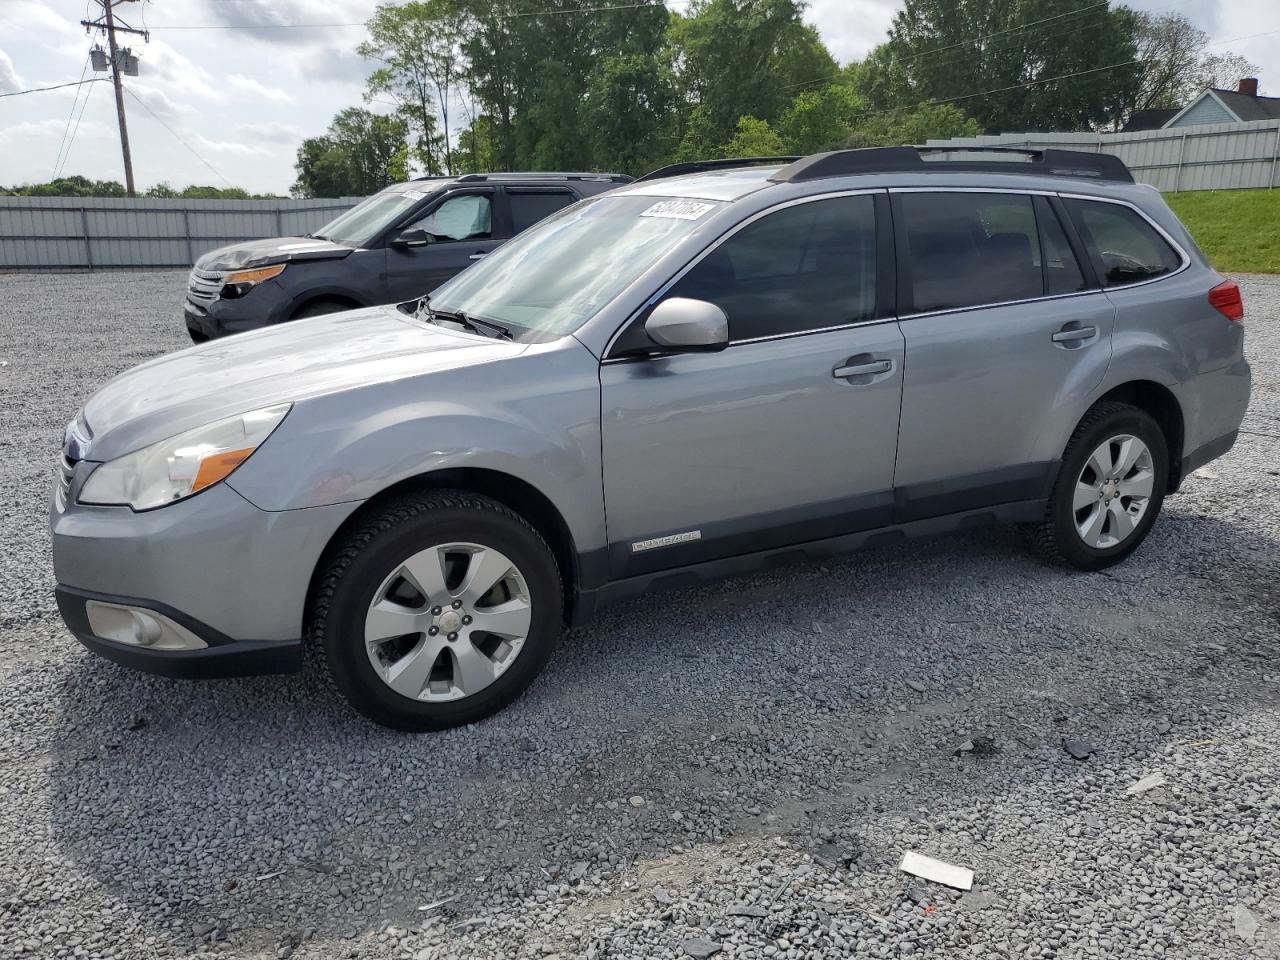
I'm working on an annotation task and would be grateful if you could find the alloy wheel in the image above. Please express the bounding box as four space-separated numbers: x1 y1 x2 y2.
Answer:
1072 434 1155 549
364 542 532 702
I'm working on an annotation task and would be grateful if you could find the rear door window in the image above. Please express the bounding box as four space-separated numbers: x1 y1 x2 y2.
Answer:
663 193 877 342
1063 199 1182 287
1034 197 1089 295
508 190 577 234
896 192 1043 313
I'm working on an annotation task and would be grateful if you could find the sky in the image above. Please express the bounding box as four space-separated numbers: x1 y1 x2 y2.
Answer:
0 0 1275 195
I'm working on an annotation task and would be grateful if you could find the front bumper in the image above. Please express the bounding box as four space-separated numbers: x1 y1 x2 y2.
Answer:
52 481 362 677
183 296 278 340
57 586 302 678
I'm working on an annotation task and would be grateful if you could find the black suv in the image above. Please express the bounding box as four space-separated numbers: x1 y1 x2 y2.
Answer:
182 172 631 341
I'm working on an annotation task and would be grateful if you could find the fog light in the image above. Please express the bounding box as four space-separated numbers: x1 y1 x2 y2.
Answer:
85 601 208 651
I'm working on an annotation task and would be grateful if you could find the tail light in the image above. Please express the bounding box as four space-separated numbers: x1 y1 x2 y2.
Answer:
1208 280 1244 322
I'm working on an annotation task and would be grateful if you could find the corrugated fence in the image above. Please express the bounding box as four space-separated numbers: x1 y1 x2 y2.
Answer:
4 122 1279 271
0 196 361 272
926 118 1280 192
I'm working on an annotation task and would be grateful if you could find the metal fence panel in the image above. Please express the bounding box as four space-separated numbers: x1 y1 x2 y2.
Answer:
0 196 361 271
926 118 1280 192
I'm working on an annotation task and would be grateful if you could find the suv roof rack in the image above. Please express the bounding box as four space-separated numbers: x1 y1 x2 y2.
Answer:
453 172 633 183
635 157 802 183
770 146 1132 184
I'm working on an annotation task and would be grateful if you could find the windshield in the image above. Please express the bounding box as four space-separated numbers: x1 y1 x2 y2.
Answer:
312 187 433 247
429 194 722 340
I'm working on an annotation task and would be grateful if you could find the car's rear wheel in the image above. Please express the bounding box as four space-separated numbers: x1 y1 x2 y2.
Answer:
311 491 562 731
1027 401 1168 571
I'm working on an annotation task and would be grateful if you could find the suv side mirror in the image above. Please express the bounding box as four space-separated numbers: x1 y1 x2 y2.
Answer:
644 298 728 353
390 228 430 248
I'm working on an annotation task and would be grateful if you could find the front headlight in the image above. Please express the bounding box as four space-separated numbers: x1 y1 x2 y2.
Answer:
225 263 286 287
79 404 291 511
222 263 286 298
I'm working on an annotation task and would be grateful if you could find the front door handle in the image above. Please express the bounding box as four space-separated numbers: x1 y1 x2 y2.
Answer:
833 358 893 379
468 252 488 261
1052 324 1097 344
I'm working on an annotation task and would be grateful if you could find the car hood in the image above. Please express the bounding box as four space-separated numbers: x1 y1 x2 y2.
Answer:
79 305 528 462
195 236 354 271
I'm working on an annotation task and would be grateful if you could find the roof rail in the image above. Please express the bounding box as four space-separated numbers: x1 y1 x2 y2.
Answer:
453 171 633 183
635 157 802 183
769 146 1133 184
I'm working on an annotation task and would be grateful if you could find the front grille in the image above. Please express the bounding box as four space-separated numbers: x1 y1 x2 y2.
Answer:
55 451 77 512
186 268 226 307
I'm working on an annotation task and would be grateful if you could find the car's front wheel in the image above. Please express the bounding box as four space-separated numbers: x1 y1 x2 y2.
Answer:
1027 401 1168 571
311 491 562 731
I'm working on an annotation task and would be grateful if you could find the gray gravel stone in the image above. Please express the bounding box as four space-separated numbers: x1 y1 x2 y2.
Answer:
1 271 1278 960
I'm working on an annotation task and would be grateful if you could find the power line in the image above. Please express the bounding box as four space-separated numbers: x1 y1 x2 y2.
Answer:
123 87 234 188
0 77 108 99
146 0 677 29
52 54 92 177
56 78 99 180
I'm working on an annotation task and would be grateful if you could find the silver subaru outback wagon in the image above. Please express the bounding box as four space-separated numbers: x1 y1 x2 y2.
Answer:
51 147 1250 731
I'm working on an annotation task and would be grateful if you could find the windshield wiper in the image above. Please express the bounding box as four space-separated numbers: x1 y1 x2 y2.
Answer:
425 304 512 341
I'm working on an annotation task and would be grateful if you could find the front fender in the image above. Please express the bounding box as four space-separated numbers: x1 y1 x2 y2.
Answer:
226 340 607 560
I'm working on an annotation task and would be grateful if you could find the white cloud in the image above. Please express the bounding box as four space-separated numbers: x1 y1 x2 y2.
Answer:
188 132 272 157
128 83 197 122
238 121 305 144
0 117 111 140
0 48 23 93
227 74 294 103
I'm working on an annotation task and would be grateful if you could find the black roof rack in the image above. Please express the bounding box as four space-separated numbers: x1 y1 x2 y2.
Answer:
769 146 1133 184
453 171 633 183
635 157 801 183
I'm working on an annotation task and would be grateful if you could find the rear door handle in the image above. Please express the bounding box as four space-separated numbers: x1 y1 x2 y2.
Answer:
468 252 488 261
1052 324 1097 344
833 359 893 379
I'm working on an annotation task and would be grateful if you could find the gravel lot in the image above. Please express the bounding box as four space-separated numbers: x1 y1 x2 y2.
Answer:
1 270 1278 960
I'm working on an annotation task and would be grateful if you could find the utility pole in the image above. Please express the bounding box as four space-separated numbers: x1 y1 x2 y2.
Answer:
81 0 148 197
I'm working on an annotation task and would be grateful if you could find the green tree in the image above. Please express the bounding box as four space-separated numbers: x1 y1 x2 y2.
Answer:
860 0 1142 132
360 0 464 174
723 115 787 157
844 101 981 147
7 175 127 197
292 108 409 198
779 83 862 154
669 0 837 149
582 53 675 174
462 0 670 172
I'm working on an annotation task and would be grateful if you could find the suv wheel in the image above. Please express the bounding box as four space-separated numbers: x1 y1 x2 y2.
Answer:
1027 402 1168 571
292 299 349 320
312 491 562 731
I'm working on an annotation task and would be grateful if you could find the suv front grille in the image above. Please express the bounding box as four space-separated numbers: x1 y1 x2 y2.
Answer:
55 451 78 513
187 268 226 307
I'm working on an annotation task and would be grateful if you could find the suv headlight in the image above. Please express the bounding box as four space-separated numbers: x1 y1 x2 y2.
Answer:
222 263 286 299
79 404 291 511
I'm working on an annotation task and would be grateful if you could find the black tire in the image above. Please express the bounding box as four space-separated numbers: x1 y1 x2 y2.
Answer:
311 491 562 731
292 299 350 320
1026 401 1169 571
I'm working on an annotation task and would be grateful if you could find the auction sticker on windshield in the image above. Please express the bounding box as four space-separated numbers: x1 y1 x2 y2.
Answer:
640 200 717 221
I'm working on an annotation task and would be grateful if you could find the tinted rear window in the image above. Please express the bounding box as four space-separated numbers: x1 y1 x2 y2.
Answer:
1064 199 1182 287
898 192 1044 313
509 190 576 233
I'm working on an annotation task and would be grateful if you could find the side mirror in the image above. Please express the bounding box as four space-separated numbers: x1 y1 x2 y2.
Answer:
390 228 429 248
644 297 728 353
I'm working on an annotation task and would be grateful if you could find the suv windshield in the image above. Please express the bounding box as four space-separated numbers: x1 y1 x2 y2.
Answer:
428 194 722 341
312 187 435 247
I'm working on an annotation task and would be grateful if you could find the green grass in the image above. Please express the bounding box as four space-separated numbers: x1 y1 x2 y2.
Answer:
1165 189 1280 274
